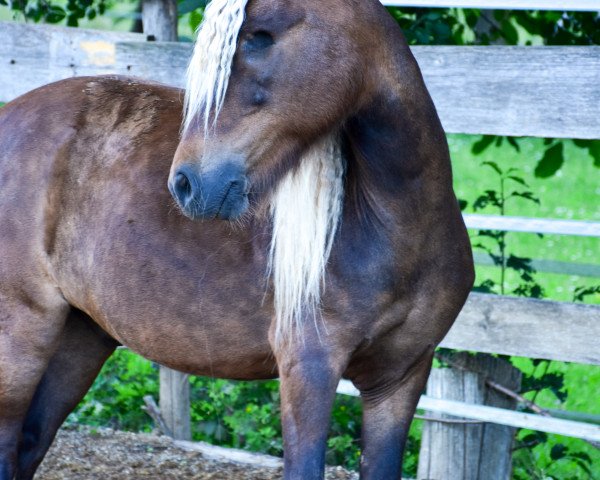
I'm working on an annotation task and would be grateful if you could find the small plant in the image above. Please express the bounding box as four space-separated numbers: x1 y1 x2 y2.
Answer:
468 160 544 298
572 285 600 303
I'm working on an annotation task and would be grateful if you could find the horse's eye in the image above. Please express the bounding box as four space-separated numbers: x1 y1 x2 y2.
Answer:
244 31 274 52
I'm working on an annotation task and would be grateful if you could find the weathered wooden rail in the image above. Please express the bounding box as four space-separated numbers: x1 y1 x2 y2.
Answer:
1 22 600 138
1 6 599 477
380 0 600 10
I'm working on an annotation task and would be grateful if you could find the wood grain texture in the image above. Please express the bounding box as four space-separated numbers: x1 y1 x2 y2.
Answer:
464 214 600 237
441 293 600 365
0 22 142 99
473 252 600 278
330 290 600 367
1 23 599 138
337 379 600 442
417 395 600 442
417 369 485 480
412 46 600 138
159 366 191 441
142 0 178 42
417 354 521 480
380 0 600 12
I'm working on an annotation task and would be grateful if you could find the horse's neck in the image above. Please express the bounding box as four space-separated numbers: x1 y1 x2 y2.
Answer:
342 85 453 234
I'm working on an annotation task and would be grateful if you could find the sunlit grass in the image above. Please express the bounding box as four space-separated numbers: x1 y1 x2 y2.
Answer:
450 134 600 304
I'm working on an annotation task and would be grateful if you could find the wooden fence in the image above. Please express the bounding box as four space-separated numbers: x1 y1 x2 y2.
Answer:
1 4 599 477
1 22 599 139
380 0 600 10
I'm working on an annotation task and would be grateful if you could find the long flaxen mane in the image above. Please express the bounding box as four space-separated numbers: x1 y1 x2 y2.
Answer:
184 0 345 345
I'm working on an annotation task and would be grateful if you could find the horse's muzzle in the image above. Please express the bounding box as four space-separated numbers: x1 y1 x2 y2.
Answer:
169 163 249 220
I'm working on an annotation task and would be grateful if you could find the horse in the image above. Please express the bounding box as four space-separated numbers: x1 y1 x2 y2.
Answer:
0 0 474 478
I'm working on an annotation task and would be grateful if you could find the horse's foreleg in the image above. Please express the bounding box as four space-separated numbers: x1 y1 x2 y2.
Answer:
275 338 348 480
358 350 434 480
0 292 69 480
16 309 118 480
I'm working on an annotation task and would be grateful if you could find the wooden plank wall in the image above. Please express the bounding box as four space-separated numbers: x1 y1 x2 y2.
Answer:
1 22 599 138
381 0 600 11
442 293 600 365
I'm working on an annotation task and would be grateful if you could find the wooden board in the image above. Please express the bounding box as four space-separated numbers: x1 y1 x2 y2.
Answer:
441 293 600 365
159 367 191 441
473 253 600 279
464 214 600 237
380 0 600 11
413 46 600 138
1 22 599 139
0 22 143 101
337 379 600 443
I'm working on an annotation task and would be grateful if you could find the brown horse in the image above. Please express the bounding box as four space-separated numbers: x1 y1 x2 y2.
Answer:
0 0 474 478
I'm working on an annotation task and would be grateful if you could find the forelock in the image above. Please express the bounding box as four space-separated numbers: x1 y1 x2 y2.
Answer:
183 0 249 134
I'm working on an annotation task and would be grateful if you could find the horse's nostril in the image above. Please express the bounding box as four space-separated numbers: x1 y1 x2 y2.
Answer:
175 172 191 197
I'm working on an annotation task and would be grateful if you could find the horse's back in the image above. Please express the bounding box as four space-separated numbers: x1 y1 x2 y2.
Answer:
0 76 182 280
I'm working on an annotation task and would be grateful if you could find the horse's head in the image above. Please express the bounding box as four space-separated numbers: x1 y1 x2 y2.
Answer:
169 0 393 220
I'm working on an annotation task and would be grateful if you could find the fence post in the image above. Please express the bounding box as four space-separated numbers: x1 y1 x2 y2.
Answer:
417 352 521 480
141 0 178 42
159 366 192 440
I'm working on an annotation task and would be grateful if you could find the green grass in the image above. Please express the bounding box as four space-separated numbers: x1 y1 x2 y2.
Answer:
449 134 600 304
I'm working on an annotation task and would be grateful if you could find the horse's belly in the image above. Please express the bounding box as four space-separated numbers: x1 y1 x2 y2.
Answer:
57 219 277 380
89 297 276 379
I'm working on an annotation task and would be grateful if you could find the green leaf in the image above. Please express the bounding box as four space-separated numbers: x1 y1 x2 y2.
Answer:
501 19 519 44
481 161 503 175
473 190 501 211
550 443 567 460
573 139 600 167
510 191 540 205
573 285 600 302
471 135 496 155
45 6 66 23
534 142 564 178
506 175 528 187
506 254 535 274
571 451 592 464
571 457 592 476
67 13 79 27
506 136 521 152
473 279 497 294
189 10 204 32
589 140 600 167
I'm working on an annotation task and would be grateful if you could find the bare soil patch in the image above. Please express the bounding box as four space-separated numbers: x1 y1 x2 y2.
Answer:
37 426 358 479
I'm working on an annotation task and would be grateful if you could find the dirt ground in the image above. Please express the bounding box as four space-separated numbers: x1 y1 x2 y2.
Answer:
37 426 359 479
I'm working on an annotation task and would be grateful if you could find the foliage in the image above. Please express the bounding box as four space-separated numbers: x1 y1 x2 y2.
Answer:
459 155 598 479
1 0 110 26
468 159 544 298
68 349 158 431
510 358 599 480
573 285 600 303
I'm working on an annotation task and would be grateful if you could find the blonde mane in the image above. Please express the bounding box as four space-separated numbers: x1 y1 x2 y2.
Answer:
268 136 345 345
185 0 344 345
183 0 248 133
